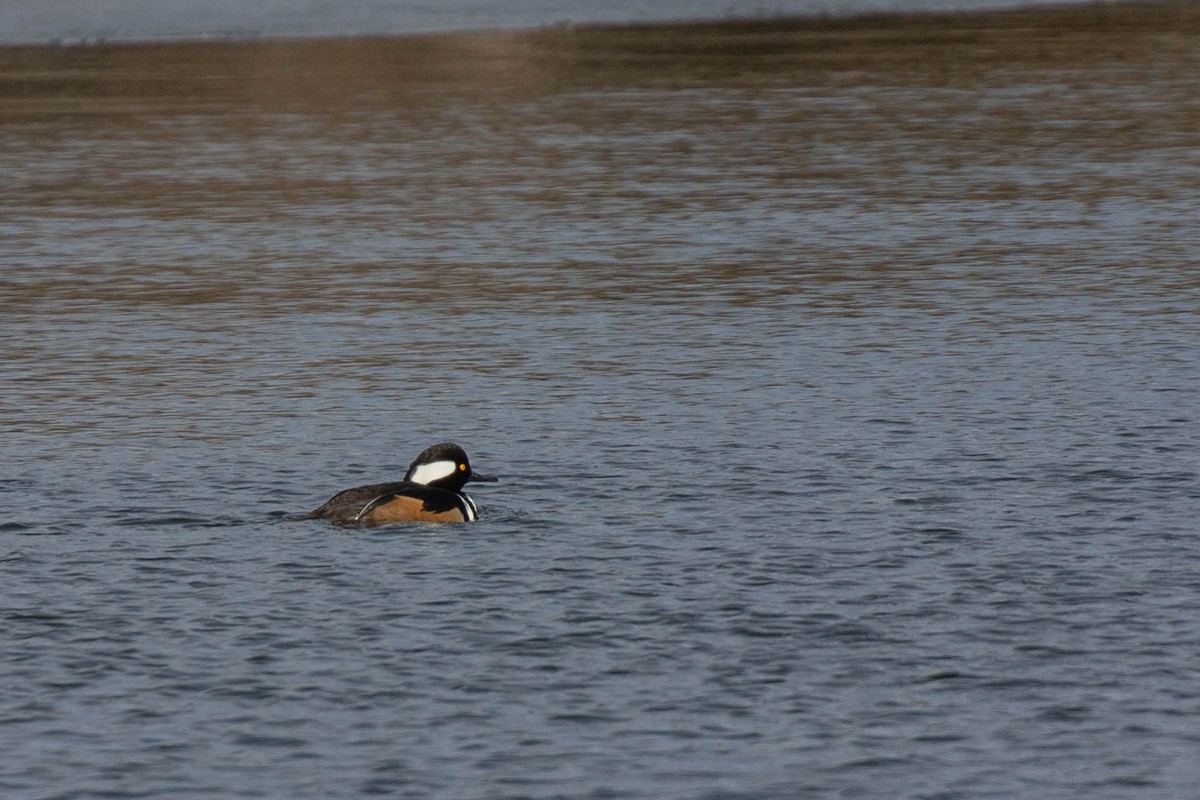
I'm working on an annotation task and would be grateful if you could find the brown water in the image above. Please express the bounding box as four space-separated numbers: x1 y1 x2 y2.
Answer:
3 5 1200 799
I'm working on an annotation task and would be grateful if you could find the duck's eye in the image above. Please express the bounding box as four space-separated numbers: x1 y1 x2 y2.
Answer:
459 463 467 472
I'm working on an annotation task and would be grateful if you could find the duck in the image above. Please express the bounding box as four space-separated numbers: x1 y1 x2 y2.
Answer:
305 442 497 524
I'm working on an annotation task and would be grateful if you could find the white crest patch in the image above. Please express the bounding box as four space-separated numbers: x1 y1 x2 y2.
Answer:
409 459 459 486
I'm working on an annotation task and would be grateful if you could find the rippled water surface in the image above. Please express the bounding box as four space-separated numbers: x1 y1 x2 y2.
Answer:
3 6 1200 799
0 0 1104 45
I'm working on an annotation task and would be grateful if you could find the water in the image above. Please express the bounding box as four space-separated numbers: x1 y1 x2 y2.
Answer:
3 5 1200 798
2 0 1103 45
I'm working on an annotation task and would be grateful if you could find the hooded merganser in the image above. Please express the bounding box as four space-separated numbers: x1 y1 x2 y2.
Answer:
305 442 497 524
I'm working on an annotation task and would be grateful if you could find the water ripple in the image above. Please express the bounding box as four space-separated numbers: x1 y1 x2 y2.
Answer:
4 9 1200 800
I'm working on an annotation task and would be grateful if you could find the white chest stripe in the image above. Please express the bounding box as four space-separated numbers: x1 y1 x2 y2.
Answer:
461 493 478 522
409 459 458 486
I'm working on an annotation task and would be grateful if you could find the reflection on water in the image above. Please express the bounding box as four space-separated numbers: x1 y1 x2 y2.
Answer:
2 5 1200 800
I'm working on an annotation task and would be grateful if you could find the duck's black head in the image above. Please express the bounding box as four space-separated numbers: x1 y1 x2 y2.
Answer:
403 442 497 492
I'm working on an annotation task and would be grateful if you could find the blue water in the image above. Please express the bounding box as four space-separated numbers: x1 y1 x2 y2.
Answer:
1 0 1101 45
3 9 1200 799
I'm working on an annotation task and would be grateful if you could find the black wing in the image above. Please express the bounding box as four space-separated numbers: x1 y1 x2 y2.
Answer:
305 481 411 520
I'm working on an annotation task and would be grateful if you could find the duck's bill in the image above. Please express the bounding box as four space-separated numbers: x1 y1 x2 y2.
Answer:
469 471 499 483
